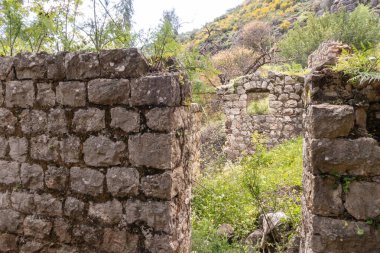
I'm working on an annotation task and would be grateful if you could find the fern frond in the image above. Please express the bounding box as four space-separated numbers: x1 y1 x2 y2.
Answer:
349 72 380 85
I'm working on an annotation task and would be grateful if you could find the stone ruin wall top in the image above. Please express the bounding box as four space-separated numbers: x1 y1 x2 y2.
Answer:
0 49 196 253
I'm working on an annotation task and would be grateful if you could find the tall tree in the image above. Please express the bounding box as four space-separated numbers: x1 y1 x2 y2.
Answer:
115 0 133 27
162 9 180 35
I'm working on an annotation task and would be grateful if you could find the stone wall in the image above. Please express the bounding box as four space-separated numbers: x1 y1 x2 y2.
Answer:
301 68 380 252
0 49 197 253
308 41 351 70
217 72 304 160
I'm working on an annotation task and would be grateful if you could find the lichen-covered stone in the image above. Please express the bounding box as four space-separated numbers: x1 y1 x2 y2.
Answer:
0 109 17 134
53 218 72 243
48 108 68 134
45 166 68 190
14 53 47 80
0 209 22 233
65 52 100 80
19 110 47 134
144 234 179 253
0 161 20 185
5 81 34 108
34 193 62 217
64 197 85 217
30 135 60 162
60 136 81 164
46 52 66 80
307 104 354 138
20 163 44 190
0 85 4 106
0 57 14 80
89 200 123 225
70 167 104 196
130 75 181 106
8 137 27 163
36 82 55 107
110 107 140 133
23 216 52 239
99 48 149 78
0 233 17 252
344 181 380 220
101 228 139 253
129 133 180 170
83 136 126 167
0 137 7 158
106 167 139 197
56 81 86 107
10 192 35 214
88 79 130 105
73 108 105 133
124 200 176 233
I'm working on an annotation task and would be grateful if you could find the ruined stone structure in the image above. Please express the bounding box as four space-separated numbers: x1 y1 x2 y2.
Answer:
308 41 351 70
217 73 304 160
0 49 198 253
301 68 380 252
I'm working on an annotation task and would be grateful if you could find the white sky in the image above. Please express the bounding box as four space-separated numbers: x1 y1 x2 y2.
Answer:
131 0 243 33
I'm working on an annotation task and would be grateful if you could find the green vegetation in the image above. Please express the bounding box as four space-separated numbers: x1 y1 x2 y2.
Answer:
333 45 380 85
247 97 269 115
192 136 303 252
279 5 380 66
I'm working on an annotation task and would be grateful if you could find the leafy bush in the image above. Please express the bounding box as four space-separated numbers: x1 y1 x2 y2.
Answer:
211 46 256 81
333 45 380 85
237 21 273 51
192 137 303 251
247 97 269 115
278 5 380 66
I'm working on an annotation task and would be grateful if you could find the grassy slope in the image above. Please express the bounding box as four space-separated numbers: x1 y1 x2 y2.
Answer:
192 137 303 252
181 0 313 54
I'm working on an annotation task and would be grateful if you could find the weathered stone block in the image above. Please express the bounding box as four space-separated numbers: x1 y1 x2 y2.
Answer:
129 133 180 170
0 84 4 106
23 216 52 239
144 234 179 253
15 53 47 80
20 163 44 190
46 52 66 80
99 48 149 78
70 167 104 196
0 57 14 80
124 200 176 233
5 81 34 108
88 79 130 105
36 82 55 107
0 161 20 185
0 109 16 134
345 181 380 220
0 233 17 252
0 192 10 209
141 167 184 200
19 110 47 134
72 224 102 247
0 209 22 233
130 75 181 106
8 137 28 162
304 214 380 253
34 193 62 217
89 199 123 225
106 167 139 197
310 138 380 175
53 218 72 243
60 136 81 164
65 52 100 80
56 81 86 107
0 137 7 158
20 241 43 253
101 228 139 253
303 172 344 216
308 104 354 138
83 136 126 167
110 107 140 133
30 135 60 162
145 107 187 132
64 197 85 217
45 166 68 190
48 109 68 134
73 108 105 133
10 192 35 213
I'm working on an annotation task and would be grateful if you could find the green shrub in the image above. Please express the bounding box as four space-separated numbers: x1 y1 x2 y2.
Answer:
192 136 303 251
247 97 269 115
333 45 380 85
278 5 380 66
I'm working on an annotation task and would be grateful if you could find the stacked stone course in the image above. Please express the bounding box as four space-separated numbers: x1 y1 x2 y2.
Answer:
0 49 197 253
301 68 380 252
217 72 304 160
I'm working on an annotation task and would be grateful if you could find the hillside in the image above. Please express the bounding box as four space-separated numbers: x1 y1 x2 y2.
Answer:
181 0 314 54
